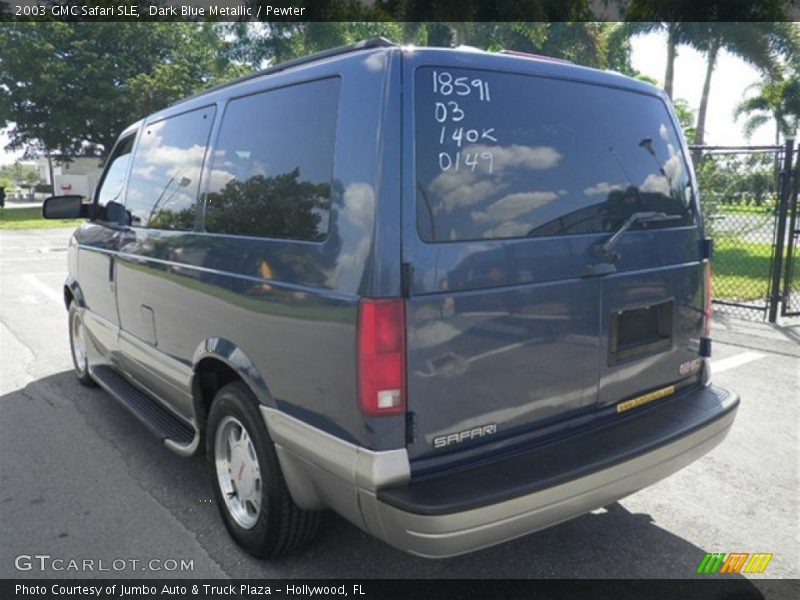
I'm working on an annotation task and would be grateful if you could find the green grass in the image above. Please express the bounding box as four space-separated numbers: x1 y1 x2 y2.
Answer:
0 206 83 230
715 204 776 215
713 241 774 302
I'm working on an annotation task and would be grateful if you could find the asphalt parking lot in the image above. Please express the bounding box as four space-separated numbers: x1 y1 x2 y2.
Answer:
1 227 798 588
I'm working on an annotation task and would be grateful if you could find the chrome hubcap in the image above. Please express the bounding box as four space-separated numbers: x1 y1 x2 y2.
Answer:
71 311 87 373
215 416 262 529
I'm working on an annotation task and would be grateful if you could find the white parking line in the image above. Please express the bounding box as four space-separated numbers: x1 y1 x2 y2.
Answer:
711 351 766 374
22 274 63 305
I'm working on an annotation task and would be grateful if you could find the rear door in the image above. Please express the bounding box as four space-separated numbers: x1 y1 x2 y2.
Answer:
402 54 701 465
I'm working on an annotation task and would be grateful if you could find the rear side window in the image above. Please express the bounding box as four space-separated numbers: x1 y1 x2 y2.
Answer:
415 67 695 242
125 107 215 230
204 77 340 242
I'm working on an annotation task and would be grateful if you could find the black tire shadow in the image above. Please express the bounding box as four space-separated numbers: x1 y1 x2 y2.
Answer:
0 371 770 593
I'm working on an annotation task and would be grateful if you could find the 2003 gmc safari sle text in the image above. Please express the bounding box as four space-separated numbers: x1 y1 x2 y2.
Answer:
43 39 738 558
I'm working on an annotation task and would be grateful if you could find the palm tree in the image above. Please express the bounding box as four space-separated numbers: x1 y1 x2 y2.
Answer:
619 21 688 98
624 2 796 162
622 0 717 99
735 73 800 187
735 75 800 144
687 22 799 163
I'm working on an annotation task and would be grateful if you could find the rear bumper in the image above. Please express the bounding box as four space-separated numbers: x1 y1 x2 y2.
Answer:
262 384 738 558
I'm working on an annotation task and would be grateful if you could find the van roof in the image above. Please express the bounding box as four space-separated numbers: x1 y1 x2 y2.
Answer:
190 36 397 101
150 38 664 123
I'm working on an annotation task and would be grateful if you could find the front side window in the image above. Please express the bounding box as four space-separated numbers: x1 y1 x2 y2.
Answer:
204 77 340 241
95 135 134 221
125 107 215 230
415 67 695 242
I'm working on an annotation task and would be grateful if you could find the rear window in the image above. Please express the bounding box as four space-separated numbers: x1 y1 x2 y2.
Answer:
415 67 696 242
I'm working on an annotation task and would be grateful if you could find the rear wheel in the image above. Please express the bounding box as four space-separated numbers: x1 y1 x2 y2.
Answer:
68 302 96 387
207 382 319 558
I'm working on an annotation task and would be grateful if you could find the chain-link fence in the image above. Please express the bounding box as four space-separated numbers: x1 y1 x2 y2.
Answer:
693 144 791 320
782 182 800 317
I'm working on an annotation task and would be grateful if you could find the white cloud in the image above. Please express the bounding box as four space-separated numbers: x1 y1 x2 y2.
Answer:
331 182 375 290
466 143 562 173
481 220 534 239
584 181 623 196
663 144 685 182
342 182 374 230
429 169 507 213
207 167 236 192
333 235 371 288
145 143 206 182
471 191 560 224
133 120 207 193
131 165 157 180
641 144 685 196
426 144 561 214
641 173 670 195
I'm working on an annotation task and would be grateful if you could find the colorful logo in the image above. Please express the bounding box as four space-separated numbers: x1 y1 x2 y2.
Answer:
696 552 773 574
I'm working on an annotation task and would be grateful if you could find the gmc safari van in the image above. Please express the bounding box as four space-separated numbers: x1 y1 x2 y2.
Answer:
43 38 738 558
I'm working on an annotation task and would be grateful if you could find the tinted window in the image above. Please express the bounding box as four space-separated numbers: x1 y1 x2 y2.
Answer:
204 77 339 241
415 68 695 242
125 107 215 230
96 135 134 215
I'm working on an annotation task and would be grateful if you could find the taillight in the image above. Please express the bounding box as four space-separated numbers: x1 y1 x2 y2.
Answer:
357 298 406 416
703 260 713 337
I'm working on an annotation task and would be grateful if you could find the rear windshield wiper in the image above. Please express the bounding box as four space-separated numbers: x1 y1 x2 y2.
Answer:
595 211 681 261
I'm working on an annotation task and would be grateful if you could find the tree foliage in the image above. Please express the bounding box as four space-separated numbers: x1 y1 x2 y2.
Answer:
688 21 800 157
671 98 697 142
204 169 330 241
8 16 800 166
227 21 406 66
230 21 631 71
0 162 40 190
696 152 777 225
735 74 800 142
0 22 248 158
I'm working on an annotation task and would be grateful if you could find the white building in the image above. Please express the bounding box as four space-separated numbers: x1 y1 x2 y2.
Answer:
33 156 104 199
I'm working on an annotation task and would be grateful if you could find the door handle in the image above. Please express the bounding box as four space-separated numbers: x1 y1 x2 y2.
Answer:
108 256 115 292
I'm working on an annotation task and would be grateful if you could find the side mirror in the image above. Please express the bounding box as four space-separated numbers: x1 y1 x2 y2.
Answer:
105 200 130 226
42 195 88 220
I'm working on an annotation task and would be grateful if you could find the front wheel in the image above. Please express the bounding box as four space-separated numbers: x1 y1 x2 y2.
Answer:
207 382 319 558
68 302 96 387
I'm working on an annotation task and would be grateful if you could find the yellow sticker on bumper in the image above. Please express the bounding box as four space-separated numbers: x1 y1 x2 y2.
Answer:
616 385 675 413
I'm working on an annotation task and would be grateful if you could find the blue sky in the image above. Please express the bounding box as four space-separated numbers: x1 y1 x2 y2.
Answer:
0 30 776 166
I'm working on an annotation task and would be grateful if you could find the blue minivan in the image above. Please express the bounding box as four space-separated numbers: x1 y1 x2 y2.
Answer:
43 39 738 558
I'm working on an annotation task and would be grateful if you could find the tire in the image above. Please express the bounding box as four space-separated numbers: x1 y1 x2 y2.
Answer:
68 302 96 387
207 382 319 558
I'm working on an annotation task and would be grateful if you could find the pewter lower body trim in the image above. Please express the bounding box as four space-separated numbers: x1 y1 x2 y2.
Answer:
261 401 736 558
260 406 410 528
370 405 737 558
